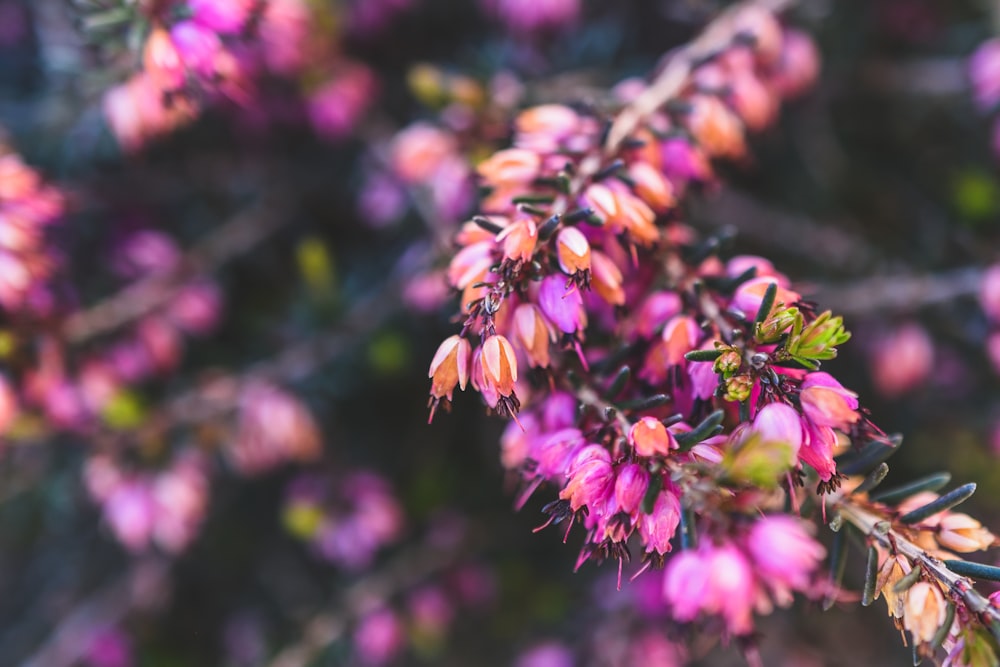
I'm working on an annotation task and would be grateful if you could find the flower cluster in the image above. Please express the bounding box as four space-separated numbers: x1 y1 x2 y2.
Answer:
427 4 1000 657
283 470 404 570
0 141 64 316
84 449 209 554
101 0 378 151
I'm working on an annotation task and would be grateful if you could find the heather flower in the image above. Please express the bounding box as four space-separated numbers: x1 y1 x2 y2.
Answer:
731 276 799 322
634 292 683 338
537 275 587 334
513 304 555 368
480 335 519 399
483 0 580 34
751 402 804 459
904 582 948 644
408 586 454 637
515 642 575 667
189 0 254 34
799 372 860 431
936 513 997 553
103 478 158 553
970 39 1000 112
637 489 681 555
870 323 934 398
664 543 755 635
308 65 378 141
230 382 322 475
555 227 591 276
167 281 222 335
84 627 133 667
629 417 676 457
477 148 541 187
391 123 458 184
560 444 614 512
497 216 539 263
772 29 821 98
613 463 650 516
590 250 625 306
980 263 1000 323
354 608 404 666
428 335 472 401
745 516 825 604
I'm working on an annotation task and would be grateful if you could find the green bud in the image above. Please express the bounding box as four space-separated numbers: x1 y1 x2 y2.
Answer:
723 374 753 402
713 348 742 375
721 433 796 488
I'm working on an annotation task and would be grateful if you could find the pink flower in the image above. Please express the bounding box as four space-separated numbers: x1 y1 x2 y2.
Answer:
230 382 322 475
613 463 650 515
560 445 614 512
799 420 838 481
354 608 404 666
189 0 255 34
638 489 681 555
800 372 860 431
484 0 580 34
970 39 1000 112
980 263 1000 323
634 292 683 339
731 276 799 321
752 402 804 458
746 516 825 604
629 417 677 457
537 275 586 334
870 324 934 398
104 479 158 552
515 642 575 667
663 549 710 622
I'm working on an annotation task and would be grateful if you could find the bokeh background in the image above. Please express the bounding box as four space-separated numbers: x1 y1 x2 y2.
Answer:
0 0 998 665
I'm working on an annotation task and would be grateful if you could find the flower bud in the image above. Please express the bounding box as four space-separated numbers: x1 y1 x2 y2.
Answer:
713 347 742 374
686 95 746 159
724 375 753 403
630 417 676 457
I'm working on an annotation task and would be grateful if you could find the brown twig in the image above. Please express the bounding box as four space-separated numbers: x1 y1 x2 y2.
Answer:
267 537 468 667
813 267 983 316
62 193 291 344
837 498 1000 626
604 0 796 154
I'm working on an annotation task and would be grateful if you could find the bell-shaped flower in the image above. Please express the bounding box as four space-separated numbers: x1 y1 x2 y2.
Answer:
560 445 614 512
629 417 677 457
513 304 555 368
638 488 680 555
555 227 591 276
497 217 538 263
537 275 586 334
903 582 948 645
428 335 471 401
745 515 825 605
936 513 997 553
613 463 650 516
752 402 804 460
476 148 541 188
590 251 625 306
800 372 859 431
480 335 518 398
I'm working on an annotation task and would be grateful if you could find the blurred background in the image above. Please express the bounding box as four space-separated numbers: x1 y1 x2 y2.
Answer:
0 0 998 665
